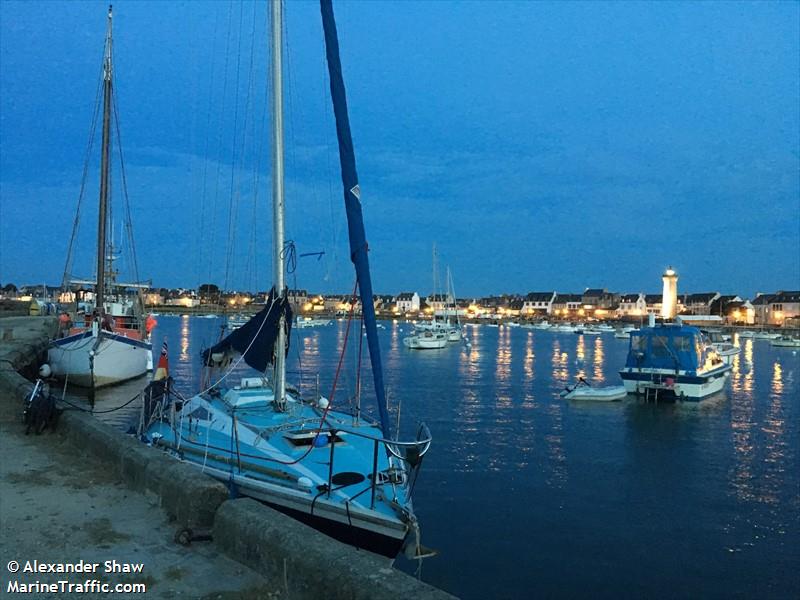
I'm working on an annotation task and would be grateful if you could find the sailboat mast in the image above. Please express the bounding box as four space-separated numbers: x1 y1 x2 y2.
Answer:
271 0 286 407
320 0 392 438
95 5 113 314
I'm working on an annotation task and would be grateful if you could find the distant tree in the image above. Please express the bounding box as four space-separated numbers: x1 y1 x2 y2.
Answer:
2 283 18 293
199 283 220 296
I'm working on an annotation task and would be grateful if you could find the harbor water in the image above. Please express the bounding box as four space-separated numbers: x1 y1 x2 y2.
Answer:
76 317 799 599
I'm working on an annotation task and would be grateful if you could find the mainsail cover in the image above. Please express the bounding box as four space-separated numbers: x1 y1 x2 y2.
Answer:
320 0 391 438
202 289 292 373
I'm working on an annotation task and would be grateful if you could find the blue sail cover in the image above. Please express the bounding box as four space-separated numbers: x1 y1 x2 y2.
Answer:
624 325 703 373
320 0 391 438
202 289 292 374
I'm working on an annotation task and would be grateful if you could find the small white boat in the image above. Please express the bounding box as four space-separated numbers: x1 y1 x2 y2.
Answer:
738 330 755 338
595 324 615 333
710 342 741 365
403 330 448 349
771 336 800 348
614 329 630 339
294 316 332 328
753 331 780 340
560 379 627 402
580 328 602 336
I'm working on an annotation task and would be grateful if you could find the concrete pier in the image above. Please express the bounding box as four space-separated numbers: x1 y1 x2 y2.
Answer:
0 316 456 599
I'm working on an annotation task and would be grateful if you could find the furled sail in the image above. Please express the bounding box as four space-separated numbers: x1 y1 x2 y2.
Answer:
320 0 391 438
202 289 292 373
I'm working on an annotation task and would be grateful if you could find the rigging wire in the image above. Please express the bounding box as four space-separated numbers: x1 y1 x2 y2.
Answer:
196 2 222 289
61 48 106 290
207 0 235 288
223 0 248 293
111 89 142 288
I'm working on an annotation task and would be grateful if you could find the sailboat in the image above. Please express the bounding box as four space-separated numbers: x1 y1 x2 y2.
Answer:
142 0 432 559
48 6 153 388
404 248 460 348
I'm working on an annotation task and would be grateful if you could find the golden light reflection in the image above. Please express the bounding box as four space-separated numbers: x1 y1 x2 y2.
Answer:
495 323 511 385
592 337 605 383
180 319 189 360
760 362 786 506
771 362 783 396
523 333 534 381
545 402 567 488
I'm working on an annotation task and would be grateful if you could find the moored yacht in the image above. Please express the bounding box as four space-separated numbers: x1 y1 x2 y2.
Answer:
619 324 732 400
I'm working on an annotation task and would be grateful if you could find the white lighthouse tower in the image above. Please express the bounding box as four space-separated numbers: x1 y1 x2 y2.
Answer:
661 266 678 320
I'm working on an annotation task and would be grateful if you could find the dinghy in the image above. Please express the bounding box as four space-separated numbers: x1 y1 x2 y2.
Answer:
560 378 627 402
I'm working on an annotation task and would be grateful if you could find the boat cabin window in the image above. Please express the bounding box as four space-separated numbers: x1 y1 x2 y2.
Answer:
672 336 691 352
631 336 646 352
651 335 671 358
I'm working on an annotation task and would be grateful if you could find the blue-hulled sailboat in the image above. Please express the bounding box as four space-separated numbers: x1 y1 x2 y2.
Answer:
142 0 432 559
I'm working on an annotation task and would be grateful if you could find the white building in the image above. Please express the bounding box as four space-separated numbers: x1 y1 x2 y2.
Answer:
522 292 556 315
617 293 646 317
395 292 420 313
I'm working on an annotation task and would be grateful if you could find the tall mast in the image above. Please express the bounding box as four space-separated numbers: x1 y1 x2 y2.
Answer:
95 5 113 314
271 0 286 407
432 243 438 324
320 0 392 437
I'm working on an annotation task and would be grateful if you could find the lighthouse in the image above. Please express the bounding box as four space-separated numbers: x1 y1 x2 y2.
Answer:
661 267 678 319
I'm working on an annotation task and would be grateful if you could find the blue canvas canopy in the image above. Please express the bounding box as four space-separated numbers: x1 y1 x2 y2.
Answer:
625 325 704 373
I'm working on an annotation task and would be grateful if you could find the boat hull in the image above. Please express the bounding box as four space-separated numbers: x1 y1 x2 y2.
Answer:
562 386 627 401
182 461 408 559
619 365 730 401
403 335 447 349
49 330 151 387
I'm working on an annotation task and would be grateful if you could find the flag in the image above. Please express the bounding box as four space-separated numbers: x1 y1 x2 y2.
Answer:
153 340 169 381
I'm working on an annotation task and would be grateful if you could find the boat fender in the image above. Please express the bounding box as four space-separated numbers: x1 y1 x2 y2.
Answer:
38 364 51 378
317 397 329 410
297 476 313 490
313 433 329 447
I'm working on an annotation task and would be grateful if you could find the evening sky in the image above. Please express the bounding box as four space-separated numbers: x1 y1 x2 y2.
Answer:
1 1 798 297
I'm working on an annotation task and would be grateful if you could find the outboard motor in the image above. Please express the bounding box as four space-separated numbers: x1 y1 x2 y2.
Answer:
23 379 61 435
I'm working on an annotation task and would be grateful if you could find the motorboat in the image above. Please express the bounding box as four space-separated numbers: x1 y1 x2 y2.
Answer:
227 314 249 330
771 336 800 348
702 330 741 365
753 331 780 340
560 379 627 402
294 316 332 328
619 324 732 401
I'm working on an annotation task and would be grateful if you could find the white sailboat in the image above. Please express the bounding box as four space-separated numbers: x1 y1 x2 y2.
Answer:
49 6 152 388
405 248 461 348
143 0 431 559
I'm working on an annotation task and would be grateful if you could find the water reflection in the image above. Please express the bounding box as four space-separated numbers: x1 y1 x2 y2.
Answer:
180 316 190 361
85 316 798 599
593 337 605 383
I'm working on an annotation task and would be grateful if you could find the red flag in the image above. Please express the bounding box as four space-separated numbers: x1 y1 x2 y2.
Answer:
154 340 169 381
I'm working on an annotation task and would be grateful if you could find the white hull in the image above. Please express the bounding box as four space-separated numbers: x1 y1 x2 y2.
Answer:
620 367 730 400
711 343 741 365
561 385 627 402
49 330 151 387
403 334 447 349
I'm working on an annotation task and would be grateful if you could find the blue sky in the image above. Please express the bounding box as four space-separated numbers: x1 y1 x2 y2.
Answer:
1 0 798 298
